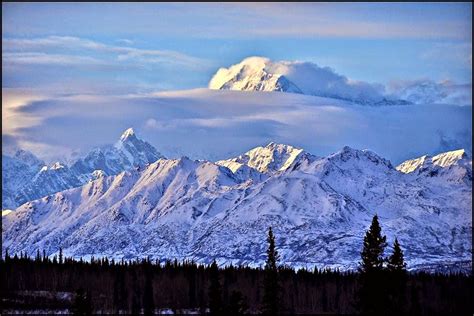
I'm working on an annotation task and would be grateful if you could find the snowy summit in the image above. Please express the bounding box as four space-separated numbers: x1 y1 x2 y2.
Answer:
209 56 409 105
120 127 136 142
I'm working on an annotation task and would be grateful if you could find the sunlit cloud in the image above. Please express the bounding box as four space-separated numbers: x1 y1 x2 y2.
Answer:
2 36 212 69
2 89 471 164
2 52 107 66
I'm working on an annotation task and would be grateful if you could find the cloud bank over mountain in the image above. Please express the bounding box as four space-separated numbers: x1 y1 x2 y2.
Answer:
209 56 472 106
2 87 471 166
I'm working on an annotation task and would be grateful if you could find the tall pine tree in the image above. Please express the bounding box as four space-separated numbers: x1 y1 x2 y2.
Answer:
359 214 387 273
386 238 407 315
358 214 389 315
208 260 222 315
59 247 63 264
262 226 280 315
387 238 406 272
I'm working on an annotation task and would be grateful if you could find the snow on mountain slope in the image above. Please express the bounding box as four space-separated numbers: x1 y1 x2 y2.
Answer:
71 128 165 179
14 162 83 208
396 149 472 185
209 57 302 93
216 142 306 173
3 145 471 272
2 152 43 209
2 128 165 210
209 57 409 105
2 157 250 259
13 149 45 169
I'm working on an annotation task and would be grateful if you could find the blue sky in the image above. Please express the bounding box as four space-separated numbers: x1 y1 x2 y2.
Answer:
2 3 472 163
3 2 472 91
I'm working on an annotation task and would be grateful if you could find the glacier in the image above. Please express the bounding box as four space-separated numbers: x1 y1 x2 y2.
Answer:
2 140 471 272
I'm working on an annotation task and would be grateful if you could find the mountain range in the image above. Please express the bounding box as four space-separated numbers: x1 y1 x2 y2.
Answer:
2 129 472 272
2 128 164 210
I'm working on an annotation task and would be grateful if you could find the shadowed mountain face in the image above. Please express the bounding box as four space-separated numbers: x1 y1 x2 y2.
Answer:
3 140 471 272
2 128 164 210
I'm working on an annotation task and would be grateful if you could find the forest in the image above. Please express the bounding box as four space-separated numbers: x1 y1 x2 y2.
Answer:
1 215 472 315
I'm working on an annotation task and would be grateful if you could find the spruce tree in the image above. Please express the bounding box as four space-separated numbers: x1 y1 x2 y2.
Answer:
262 226 280 315
358 214 389 315
59 247 63 264
359 214 387 273
35 249 41 262
386 238 407 315
208 260 222 315
387 238 406 272
143 261 154 316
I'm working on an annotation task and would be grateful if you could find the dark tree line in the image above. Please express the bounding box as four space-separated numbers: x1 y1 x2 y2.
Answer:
1 216 472 314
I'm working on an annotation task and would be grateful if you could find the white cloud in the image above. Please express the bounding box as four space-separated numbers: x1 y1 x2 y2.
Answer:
209 56 387 103
388 79 472 106
116 39 134 45
2 52 107 66
2 36 211 69
3 89 471 164
210 56 472 106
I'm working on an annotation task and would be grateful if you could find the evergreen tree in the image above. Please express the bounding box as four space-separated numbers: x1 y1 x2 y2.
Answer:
359 214 387 273
59 247 63 264
208 260 222 315
386 238 407 315
35 249 41 262
358 214 389 315
143 264 155 316
262 226 280 315
387 238 406 272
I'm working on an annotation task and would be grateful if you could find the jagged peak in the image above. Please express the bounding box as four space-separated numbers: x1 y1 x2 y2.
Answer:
397 148 471 174
12 149 44 167
50 162 65 170
120 127 137 142
432 149 469 167
216 142 305 173
328 146 393 168
262 142 300 151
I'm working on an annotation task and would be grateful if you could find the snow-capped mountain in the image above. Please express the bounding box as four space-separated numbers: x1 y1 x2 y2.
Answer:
2 151 44 209
1 128 165 210
14 162 83 209
215 142 306 173
209 57 302 93
71 128 164 180
12 149 45 169
3 144 471 272
209 57 410 105
396 149 472 184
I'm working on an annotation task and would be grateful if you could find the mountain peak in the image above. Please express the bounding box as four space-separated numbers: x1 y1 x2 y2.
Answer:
13 149 44 168
216 142 305 173
209 57 409 105
397 148 471 175
120 128 137 141
209 56 302 94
